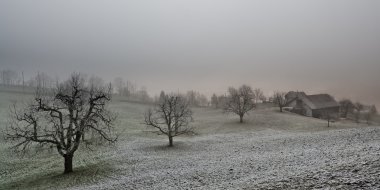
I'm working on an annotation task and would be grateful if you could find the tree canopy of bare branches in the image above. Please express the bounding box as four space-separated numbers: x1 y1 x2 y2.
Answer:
273 91 287 112
224 85 255 123
144 94 193 146
6 73 117 174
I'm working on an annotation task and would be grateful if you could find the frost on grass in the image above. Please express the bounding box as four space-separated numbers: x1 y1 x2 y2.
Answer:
1 93 379 189
68 127 379 190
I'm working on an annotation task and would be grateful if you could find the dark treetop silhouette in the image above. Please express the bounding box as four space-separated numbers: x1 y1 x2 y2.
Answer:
6 73 117 173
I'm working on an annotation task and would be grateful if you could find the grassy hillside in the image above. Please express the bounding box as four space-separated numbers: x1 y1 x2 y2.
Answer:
0 87 378 189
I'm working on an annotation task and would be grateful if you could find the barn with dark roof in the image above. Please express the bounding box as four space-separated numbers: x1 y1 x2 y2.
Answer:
285 92 340 119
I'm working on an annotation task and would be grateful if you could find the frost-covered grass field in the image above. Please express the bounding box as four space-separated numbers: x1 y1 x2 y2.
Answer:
0 87 379 190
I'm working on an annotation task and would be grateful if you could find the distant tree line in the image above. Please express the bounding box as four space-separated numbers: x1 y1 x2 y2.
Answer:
0 69 57 89
4 69 377 125
4 70 380 175
0 69 21 86
156 90 209 107
339 99 377 125
211 88 267 110
113 77 152 103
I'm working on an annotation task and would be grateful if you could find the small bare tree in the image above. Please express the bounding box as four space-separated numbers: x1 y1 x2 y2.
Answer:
144 94 193 146
224 85 255 123
211 94 218 108
253 88 265 104
339 99 355 118
6 73 117 174
364 105 377 125
354 102 363 123
273 91 287 112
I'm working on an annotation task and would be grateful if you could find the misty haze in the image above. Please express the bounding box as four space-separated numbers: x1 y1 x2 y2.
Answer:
0 1 379 189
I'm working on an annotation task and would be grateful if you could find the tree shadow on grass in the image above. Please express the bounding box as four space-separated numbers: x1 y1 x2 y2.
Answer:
2 161 116 190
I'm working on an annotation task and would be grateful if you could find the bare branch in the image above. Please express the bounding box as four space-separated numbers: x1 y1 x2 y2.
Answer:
273 91 287 112
144 94 193 146
5 73 117 173
223 85 255 123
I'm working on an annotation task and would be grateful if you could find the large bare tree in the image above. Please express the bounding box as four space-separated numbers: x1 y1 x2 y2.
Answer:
224 85 255 123
144 94 193 146
6 73 117 174
273 91 287 112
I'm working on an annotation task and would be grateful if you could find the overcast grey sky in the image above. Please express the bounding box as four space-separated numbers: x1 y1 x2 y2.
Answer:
0 0 379 106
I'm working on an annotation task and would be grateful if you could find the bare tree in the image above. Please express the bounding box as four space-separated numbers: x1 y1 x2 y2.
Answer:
224 85 255 123
259 95 267 103
144 94 193 146
211 94 218 108
186 90 198 107
364 105 377 125
354 102 363 123
273 91 287 112
339 99 355 118
253 88 265 104
6 73 117 174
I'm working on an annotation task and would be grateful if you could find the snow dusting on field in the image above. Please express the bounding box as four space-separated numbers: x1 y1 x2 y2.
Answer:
63 127 380 190
1 92 379 190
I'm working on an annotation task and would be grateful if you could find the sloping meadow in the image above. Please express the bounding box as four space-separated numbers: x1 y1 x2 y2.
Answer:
0 89 379 189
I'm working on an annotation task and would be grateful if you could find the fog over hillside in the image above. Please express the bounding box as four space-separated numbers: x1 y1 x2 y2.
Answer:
1 0 379 106
1 1 380 189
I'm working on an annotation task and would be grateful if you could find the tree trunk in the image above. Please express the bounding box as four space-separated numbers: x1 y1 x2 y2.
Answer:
280 107 283 112
168 136 173 147
239 115 243 123
327 120 330 127
64 154 74 174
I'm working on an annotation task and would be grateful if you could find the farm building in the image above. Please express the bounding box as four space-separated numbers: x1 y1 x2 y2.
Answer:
285 91 340 119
